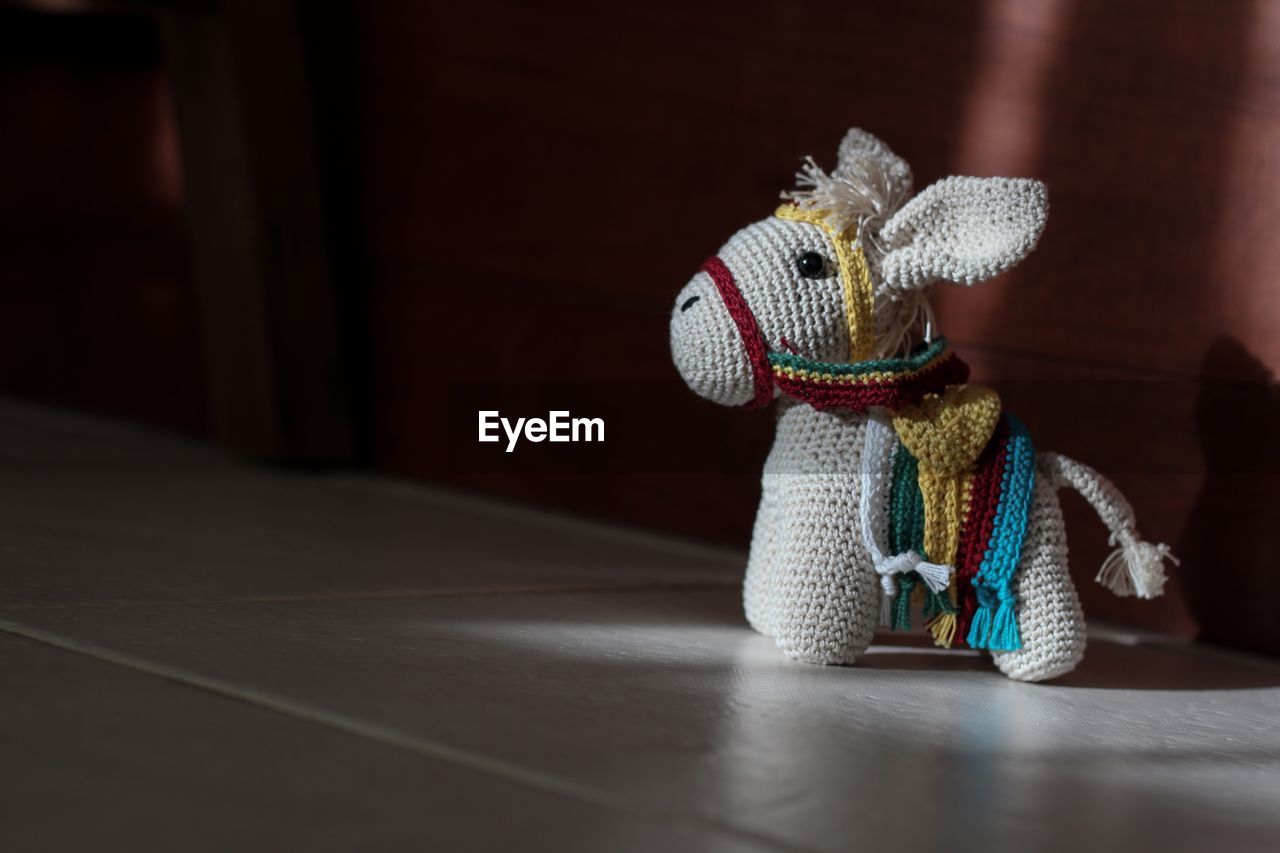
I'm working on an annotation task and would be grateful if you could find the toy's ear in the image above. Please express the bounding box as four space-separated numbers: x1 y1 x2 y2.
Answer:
836 128 913 201
876 176 1048 291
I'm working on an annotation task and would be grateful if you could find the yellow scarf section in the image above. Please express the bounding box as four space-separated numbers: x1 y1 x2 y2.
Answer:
892 385 1002 645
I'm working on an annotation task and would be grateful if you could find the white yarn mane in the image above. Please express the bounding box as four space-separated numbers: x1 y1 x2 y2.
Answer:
781 156 934 358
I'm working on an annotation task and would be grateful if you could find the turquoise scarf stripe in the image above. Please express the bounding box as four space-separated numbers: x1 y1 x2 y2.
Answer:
767 337 949 378
966 415 1037 651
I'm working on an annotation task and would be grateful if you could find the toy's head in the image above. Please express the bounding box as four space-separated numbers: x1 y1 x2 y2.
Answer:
669 128 1049 407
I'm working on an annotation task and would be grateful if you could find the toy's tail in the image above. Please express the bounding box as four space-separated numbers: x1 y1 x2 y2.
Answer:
1037 452 1177 599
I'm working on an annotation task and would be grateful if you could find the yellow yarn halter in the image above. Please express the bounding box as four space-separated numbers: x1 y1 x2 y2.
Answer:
774 204 876 361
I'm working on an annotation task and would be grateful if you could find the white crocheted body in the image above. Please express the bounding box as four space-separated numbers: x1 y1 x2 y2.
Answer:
744 400 1086 682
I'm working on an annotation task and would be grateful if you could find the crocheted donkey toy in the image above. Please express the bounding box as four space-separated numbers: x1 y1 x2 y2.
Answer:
669 128 1175 682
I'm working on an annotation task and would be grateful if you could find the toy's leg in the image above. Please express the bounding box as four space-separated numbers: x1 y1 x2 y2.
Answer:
769 469 880 665
743 471 781 635
990 475 1086 682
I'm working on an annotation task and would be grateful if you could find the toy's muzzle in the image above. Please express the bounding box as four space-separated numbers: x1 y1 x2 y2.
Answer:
699 257 773 409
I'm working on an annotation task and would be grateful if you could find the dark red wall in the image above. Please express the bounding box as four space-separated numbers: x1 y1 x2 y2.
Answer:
3 1 1276 655
306 0 1278 653
0 11 205 436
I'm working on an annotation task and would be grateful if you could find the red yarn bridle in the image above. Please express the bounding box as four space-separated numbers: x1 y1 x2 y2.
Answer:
700 256 774 409
698 255 969 413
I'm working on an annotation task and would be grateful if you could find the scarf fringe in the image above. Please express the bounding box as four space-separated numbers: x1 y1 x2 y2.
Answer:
989 600 1022 651
879 592 894 627
965 605 993 649
892 580 916 631
925 612 957 648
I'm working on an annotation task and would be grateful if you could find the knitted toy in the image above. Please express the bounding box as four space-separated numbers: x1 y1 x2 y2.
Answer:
669 128 1176 682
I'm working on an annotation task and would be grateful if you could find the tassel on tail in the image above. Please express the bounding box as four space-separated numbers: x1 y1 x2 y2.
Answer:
1097 531 1179 600
1039 452 1179 601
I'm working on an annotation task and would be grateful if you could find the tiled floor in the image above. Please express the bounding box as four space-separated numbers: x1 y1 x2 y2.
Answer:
3 401 1279 852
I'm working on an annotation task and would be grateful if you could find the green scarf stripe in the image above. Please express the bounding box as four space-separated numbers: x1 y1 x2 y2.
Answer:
889 448 924 555
887 441 959 630
892 575 917 630
768 337 949 378
888 446 929 630
922 586 956 618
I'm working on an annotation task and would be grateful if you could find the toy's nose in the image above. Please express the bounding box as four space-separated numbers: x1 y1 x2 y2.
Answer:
679 295 701 312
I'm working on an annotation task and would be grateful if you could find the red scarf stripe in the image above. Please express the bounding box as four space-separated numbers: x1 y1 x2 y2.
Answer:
771 354 969 412
953 415 1011 645
700 257 773 408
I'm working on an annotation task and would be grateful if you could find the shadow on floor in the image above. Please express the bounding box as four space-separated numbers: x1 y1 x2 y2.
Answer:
857 631 1280 690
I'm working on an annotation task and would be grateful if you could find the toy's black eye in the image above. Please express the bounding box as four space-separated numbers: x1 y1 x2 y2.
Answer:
796 251 829 278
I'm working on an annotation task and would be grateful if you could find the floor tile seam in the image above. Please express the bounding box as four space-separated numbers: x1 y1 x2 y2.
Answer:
332 477 749 567
0 576 742 612
0 617 802 853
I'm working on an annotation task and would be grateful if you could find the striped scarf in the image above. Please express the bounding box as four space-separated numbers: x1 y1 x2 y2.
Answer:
775 339 1036 651
767 337 968 412
872 410 1036 650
